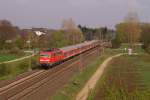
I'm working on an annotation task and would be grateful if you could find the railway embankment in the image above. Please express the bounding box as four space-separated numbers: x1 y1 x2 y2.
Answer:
0 54 38 80
0 46 100 100
51 48 121 100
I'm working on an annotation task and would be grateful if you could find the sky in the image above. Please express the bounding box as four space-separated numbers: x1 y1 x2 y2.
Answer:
0 0 150 29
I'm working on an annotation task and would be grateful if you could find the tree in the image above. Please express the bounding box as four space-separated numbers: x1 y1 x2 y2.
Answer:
78 25 93 40
116 12 141 48
111 33 121 48
0 20 18 50
15 35 25 49
140 23 150 53
78 25 114 42
125 12 141 48
61 18 84 44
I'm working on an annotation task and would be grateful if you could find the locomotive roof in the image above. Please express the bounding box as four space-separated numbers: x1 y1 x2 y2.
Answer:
60 40 98 52
40 48 60 54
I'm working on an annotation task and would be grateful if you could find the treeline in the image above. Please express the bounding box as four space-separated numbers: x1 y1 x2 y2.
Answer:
113 12 150 53
140 23 150 53
114 22 150 53
0 19 114 54
78 25 114 41
0 19 84 53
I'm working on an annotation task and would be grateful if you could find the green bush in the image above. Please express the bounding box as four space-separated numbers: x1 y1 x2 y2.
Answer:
9 47 25 56
111 38 121 49
145 46 150 53
142 43 150 54
18 61 29 72
31 57 38 69
0 63 10 76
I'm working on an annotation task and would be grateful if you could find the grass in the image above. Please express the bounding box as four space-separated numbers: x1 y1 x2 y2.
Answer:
0 54 17 62
89 51 150 100
50 48 121 100
0 55 38 80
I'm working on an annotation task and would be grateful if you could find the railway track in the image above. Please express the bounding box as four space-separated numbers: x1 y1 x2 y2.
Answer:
0 47 100 100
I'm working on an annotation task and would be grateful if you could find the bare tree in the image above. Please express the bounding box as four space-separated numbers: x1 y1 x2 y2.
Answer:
0 20 18 49
124 12 141 48
61 18 84 44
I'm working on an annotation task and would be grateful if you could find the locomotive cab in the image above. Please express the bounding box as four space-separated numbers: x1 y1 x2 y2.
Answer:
39 48 64 69
39 52 52 68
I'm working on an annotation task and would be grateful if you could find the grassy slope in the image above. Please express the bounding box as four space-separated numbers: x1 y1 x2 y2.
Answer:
0 55 38 80
51 49 121 100
89 52 150 100
0 54 17 62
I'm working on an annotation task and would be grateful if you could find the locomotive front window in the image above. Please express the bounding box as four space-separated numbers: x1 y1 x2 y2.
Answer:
40 54 50 58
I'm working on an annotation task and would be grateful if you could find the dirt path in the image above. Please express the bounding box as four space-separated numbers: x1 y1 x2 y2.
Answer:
76 53 124 100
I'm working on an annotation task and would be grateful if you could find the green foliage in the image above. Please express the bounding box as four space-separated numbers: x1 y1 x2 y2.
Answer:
0 20 18 50
111 31 122 48
17 60 29 72
15 35 25 49
5 47 25 57
111 37 121 48
0 55 38 80
89 53 150 100
0 63 10 76
78 25 114 41
50 31 70 48
0 54 17 62
115 23 129 42
140 23 150 53
116 22 141 45
51 57 102 100
51 49 120 100
31 56 38 69
49 30 84 48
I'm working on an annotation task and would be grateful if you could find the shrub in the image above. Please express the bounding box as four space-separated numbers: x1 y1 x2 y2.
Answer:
9 47 24 56
18 61 29 72
111 38 121 49
9 47 20 54
142 43 150 54
145 45 150 54
31 57 38 69
0 63 10 76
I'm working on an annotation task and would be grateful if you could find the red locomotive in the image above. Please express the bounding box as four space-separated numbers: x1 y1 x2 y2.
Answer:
39 40 99 69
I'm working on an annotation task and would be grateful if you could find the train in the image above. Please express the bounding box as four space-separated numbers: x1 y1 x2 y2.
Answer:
39 40 100 69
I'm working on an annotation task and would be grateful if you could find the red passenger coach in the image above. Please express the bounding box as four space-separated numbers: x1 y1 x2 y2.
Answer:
39 40 99 69
60 45 80 59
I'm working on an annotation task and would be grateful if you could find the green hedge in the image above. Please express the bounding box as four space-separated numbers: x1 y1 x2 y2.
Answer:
111 38 121 49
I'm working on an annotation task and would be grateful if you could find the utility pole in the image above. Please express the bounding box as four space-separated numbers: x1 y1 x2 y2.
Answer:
28 32 32 71
35 31 46 65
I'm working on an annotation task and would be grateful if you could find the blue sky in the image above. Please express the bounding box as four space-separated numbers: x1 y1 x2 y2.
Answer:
0 0 149 29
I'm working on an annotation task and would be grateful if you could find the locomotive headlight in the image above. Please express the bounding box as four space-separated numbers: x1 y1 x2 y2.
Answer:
40 59 50 62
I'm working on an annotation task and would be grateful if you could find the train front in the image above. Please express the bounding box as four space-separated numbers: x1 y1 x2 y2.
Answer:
39 52 52 69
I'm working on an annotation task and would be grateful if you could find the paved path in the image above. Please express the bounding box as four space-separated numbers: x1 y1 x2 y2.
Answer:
0 54 35 64
76 53 124 100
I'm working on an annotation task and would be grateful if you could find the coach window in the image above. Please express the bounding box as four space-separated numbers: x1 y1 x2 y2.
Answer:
58 52 60 55
64 52 67 57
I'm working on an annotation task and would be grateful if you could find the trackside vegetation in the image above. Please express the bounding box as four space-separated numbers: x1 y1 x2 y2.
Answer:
50 48 121 100
0 55 38 80
88 51 150 100
0 54 17 62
